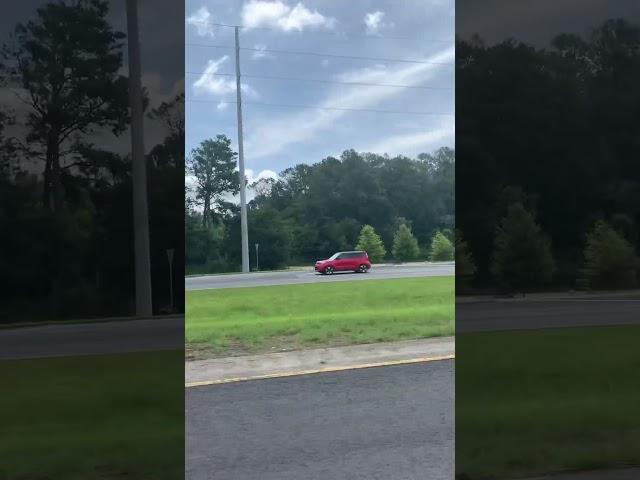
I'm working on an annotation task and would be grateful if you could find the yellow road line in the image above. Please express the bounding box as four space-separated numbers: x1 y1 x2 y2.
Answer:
185 353 455 388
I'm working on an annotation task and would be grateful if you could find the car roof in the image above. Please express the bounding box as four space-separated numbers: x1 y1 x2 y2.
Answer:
338 250 365 254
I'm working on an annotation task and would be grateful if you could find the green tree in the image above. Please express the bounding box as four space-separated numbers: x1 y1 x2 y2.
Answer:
392 223 420 262
187 135 238 226
224 208 292 271
579 220 638 290
491 203 555 293
430 231 454 261
356 224 386 262
455 229 477 278
2 0 129 211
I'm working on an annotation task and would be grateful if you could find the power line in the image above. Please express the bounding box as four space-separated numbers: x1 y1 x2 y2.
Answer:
185 71 453 91
186 43 453 66
186 99 453 116
193 21 452 43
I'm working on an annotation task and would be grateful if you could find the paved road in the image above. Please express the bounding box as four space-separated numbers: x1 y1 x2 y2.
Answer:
186 360 454 480
0 316 183 360
456 297 640 332
185 263 454 291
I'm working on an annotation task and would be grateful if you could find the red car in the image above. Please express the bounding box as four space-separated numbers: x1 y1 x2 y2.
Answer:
315 251 371 275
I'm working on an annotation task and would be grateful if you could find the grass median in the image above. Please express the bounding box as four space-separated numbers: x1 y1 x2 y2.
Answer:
0 351 183 480
456 325 640 479
186 276 454 358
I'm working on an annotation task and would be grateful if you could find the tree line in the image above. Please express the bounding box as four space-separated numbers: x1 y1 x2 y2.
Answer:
456 19 640 293
186 139 455 273
0 0 184 321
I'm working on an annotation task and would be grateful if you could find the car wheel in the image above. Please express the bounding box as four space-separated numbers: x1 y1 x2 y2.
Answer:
358 264 368 273
324 266 334 275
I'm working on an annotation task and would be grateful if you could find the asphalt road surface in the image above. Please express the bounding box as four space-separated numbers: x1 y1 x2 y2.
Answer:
0 316 183 359
457 297 640 332
185 262 454 291
186 360 454 480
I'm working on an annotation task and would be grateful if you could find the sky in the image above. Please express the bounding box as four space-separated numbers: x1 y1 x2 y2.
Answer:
185 0 455 184
457 0 640 46
1 0 184 170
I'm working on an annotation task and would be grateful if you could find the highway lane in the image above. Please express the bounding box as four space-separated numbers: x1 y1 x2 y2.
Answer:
185 262 454 291
186 360 454 480
3 295 637 359
0 315 183 359
456 297 640 332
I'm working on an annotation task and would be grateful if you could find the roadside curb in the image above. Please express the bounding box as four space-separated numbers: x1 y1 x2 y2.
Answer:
457 290 640 304
513 466 640 480
185 336 454 388
186 354 454 387
0 314 183 330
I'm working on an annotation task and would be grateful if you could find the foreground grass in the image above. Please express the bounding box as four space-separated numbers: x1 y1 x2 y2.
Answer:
186 276 454 356
456 326 640 479
0 351 183 480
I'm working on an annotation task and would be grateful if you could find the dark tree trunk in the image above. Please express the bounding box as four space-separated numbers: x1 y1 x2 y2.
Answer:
44 127 61 212
203 195 210 227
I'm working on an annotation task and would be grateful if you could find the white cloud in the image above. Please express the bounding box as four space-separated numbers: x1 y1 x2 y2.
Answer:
242 0 335 32
192 56 257 97
245 46 455 159
216 101 229 111
364 11 384 35
363 119 454 157
186 6 215 37
321 59 330 68
252 43 274 60
364 11 393 36
335 63 387 83
246 169 278 182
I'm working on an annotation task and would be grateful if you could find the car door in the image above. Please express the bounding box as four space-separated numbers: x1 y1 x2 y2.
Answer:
333 253 348 271
348 252 362 270
351 252 365 269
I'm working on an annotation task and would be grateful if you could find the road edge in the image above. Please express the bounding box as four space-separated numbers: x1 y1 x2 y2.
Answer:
186 354 454 387
186 335 455 389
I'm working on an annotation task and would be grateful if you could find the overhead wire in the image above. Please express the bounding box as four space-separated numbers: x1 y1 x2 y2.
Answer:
184 71 453 91
192 21 452 43
186 99 453 116
185 43 453 66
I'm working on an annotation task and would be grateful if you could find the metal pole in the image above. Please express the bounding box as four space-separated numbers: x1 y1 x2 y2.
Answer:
126 0 152 316
167 249 174 312
235 26 250 273
255 243 259 271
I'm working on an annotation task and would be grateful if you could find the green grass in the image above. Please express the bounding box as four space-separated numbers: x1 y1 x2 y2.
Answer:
186 276 454 356
456 326 640 479
0 351 184 480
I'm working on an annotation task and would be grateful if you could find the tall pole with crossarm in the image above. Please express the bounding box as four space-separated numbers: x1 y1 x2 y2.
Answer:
235 26 250 273
126 0 153 315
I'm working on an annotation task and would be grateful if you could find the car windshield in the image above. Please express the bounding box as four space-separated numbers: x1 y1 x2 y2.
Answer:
328 252 341 260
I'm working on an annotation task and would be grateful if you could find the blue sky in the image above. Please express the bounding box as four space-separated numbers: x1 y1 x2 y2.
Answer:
185 0 454 184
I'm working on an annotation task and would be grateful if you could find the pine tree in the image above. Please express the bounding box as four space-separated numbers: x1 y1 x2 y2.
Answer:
491 203 555 292
392 224 420 262
356 225 386 262
579 220 638 289
188 135 238 226
455 229 476 278
430 231 454 261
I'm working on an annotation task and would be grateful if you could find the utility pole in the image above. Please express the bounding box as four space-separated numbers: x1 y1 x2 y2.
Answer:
235 26 250 273
167 248 174 312
126 0 153 316
255 243 259 271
